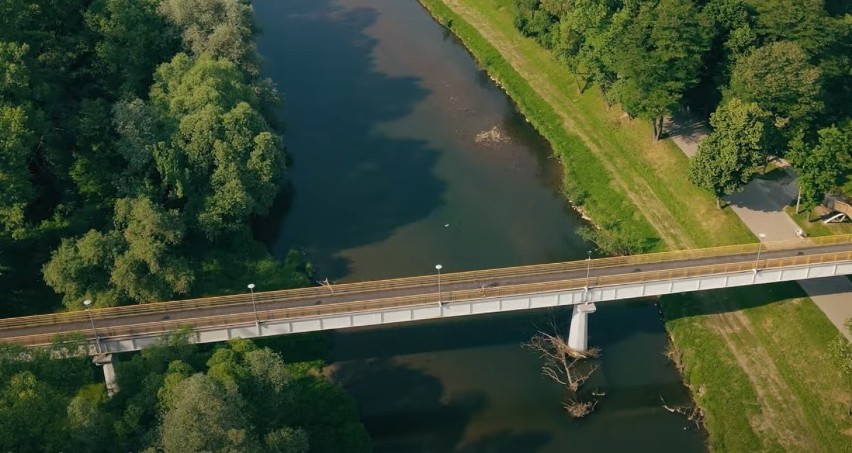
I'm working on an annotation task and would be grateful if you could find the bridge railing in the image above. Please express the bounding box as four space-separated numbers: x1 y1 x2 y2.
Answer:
0 234 850 332
3 249 851 348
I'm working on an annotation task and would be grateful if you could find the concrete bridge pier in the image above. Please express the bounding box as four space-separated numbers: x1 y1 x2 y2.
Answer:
93 354 119 397
567 303 597 352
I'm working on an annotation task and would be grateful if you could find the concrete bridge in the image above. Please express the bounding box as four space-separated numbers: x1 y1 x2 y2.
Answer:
2 234 851 356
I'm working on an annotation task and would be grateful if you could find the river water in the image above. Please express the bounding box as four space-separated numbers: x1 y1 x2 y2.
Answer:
254 0 706 451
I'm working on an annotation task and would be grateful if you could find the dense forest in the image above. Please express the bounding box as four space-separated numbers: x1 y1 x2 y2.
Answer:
0 1 373 451
513 0 851 210
0 0 309 317
0 334 371 452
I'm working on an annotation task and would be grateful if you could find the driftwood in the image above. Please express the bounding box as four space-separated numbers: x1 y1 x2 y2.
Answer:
524 320 603 418
660 396 704 428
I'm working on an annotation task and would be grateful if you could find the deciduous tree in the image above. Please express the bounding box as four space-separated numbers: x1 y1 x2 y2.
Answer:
688 98 767 208
729 41 822 146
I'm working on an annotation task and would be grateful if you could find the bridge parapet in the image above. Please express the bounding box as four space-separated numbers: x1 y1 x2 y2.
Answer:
1 247 850 353
0 234 850 335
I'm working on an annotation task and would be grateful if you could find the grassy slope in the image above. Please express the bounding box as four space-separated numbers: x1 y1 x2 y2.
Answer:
418 0 852 450
420 0 754 250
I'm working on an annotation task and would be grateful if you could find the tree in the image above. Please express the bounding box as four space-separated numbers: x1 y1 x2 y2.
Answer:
85 0 180 96
150 53 285 239
69 98 120 204
689 136 758 209
0 372 70 452
749 0 833 58
43 197 194 308
264 427 310 453
788 123 852 215
159 374 260 453
110 196 194 302
158 0 258 74
577 221 649 255
66 384 110 451
610 0 710 140
688 98 767 208
112 98 167 197
42 229 123 309
0 103 36 237
728 41 822 147
551 0 614 93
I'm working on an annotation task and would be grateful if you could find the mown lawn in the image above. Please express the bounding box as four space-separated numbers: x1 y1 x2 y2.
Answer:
664 284 852 452
418 0 852 450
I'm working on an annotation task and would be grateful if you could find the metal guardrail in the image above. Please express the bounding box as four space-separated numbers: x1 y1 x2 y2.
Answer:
3 248 851 348
0 234 850 331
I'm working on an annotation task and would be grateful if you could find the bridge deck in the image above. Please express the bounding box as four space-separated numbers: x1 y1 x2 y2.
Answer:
1 235 851 350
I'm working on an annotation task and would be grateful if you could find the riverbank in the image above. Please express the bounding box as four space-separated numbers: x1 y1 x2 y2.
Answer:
418 0 852 449
418 0 754 250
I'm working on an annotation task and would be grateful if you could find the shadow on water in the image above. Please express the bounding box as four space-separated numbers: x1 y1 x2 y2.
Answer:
254 0 445 279
331 353 553 453
331 358 486 452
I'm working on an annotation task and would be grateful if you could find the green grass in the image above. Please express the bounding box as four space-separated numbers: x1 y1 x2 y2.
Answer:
784 205 852 236
664 284 852 451
418 0 754 250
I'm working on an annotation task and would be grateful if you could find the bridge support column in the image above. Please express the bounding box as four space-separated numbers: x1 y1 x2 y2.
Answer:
567 303 597 352
93 354 119 397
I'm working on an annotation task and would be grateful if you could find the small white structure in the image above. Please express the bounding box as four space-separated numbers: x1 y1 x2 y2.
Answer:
567 303 597 351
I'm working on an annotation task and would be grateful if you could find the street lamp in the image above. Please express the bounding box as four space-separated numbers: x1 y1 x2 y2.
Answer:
83 299 101 354
435 264 443 306
753 233 767 271
247 283 260 335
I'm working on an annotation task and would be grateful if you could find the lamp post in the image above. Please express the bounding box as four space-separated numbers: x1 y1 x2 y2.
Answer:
753 233 767 271
435 264 443 306
247 283 260 335
83 299 101 354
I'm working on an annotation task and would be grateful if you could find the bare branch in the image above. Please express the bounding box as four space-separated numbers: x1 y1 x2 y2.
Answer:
563 398 598 418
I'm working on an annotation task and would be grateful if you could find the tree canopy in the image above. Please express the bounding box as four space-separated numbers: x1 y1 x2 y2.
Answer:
513 0 851 216
0 335 370 453
688 98 767 207
0 0 306 316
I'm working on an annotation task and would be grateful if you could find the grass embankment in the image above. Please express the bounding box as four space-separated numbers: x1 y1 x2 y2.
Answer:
664 284 852 451
419 0 753 250
419 0 852 450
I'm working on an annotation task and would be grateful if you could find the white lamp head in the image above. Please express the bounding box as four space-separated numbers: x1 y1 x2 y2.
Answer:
247 283 255 290
83 299 92 308
435 264 442 271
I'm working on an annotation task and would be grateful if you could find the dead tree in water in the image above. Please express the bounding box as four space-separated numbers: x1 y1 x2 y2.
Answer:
660 396 705 428
524 322 601 418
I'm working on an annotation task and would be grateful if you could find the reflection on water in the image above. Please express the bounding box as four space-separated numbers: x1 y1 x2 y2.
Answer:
253 0 706 451
255 0 587 282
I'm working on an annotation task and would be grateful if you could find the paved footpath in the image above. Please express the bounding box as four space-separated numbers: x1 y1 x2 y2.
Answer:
665 112 852 340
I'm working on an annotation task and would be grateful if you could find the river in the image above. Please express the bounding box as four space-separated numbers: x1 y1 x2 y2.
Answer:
254 0 707 451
